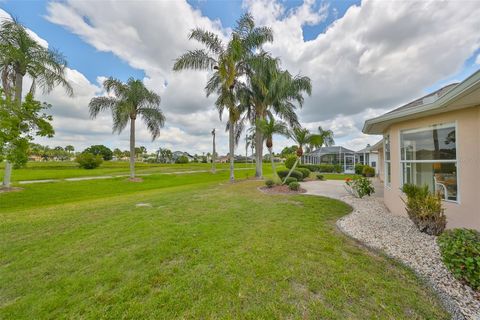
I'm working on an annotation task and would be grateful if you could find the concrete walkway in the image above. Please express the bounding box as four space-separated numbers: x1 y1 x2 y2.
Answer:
300 178 384 200
9 167 251 185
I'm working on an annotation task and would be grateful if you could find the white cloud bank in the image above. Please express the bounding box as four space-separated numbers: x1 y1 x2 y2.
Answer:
5 0 480 154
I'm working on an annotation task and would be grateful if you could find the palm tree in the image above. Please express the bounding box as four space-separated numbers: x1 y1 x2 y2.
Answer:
0 18 73 102
0 18 72 188
173 13 272 183
313 126 335 164
256 118 288 179
238 54 312 179
283 127 322 184
89 77 165 179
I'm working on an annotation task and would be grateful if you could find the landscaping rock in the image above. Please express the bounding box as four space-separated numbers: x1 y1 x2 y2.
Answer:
336 195 480 320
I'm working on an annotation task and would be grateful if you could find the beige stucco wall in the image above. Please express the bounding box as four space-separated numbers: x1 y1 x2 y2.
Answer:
381 105 480 230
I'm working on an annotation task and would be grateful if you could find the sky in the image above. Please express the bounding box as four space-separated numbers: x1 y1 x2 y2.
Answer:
1 0 480 156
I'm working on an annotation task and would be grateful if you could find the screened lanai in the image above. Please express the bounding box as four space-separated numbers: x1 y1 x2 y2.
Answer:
301 146 357 173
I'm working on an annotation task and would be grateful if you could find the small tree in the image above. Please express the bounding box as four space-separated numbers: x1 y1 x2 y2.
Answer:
256 118 288 180
1 94 54 187
83 145 113 161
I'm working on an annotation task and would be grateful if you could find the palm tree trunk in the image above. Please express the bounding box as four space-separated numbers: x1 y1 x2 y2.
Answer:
283 157 300 185
255 126 263 178
129 117 136 179
212 130 216 174
2 161 12 188
229 121 235 183
14 70 23 103
269 147 277 179
3 69 24 188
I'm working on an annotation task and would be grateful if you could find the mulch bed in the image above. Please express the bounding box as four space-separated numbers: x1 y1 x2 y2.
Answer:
259 185 307 195
127 177 144 182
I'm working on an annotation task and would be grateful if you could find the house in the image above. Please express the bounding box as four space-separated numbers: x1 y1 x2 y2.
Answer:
363 70 480 230
302 146 357 173
172 151 195 162
355 144 379 174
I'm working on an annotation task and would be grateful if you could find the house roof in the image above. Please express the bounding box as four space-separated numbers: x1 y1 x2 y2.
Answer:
306 146 356 156
363 69 480 134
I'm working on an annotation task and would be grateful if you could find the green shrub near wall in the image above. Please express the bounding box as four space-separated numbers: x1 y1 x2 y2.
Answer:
297 168 311 179
438 229 480 290
355 163 365 175
277 170 303 181
285 155 297 169
362 165 375 177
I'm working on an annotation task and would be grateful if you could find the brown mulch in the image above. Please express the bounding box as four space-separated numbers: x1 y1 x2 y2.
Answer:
0 186 23 193
259 185 307 195
127 177 144 182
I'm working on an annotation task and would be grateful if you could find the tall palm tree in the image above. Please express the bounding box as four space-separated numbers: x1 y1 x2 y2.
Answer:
238 54 312 179
256 118 288 179
314 126 335 164
0 18 72 188
0 18 73 102
89 77 165 179
174 13 272 183
283 127 322 184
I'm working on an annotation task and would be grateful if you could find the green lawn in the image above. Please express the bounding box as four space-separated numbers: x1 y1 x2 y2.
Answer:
0 171 447 319
0 161 257 182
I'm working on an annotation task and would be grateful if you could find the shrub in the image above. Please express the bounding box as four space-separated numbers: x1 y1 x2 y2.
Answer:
354 163 365 175
83 145 113 161
438 229 480 290
75 152 103 169
345 176 375 198
297 167 311 179
316 174 325 181
277 169 303 181
284 155 297 169
265 179 275 188
362 165 375 177
402 184 446 236
288 181 300 191
333 164 342 173
175 155 189 164
284 177 298 185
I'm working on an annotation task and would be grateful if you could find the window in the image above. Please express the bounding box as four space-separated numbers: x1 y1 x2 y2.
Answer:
384 135 391 186
400 123 458 202
371 161 376 168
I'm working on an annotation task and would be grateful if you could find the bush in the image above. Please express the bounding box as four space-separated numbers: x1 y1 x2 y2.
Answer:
175 155 189 164
83 145 113 161
402 184 446 236
362 165 375 177
316 174 325 181
284 155 297 169
265 179 275 188
277 169 303 181
284 177 298 185
355 163 365 175
288 181 300 191
333 164 342 173
75 152 103 169
438 229 480 290
297 167 311 179
345 176 375 198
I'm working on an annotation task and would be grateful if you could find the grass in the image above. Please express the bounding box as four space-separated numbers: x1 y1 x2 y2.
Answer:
0 170 448 319
0 161 257 182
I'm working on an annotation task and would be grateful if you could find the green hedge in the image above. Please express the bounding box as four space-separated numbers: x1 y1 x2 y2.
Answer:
438 229 480 290
297 163 344 173
277 169 303 181
297 167 311 179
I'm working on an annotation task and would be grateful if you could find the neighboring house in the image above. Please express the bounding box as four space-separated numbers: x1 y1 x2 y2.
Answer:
355 144 379 174
363 70 480 230
172 151 194 162
302 146 357 173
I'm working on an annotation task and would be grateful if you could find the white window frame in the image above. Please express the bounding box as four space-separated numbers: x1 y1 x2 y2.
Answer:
399 122 459 204
384 134 391 188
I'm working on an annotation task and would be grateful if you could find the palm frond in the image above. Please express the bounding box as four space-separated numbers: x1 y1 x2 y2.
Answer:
189 28 224 55
88 96 117 119
173 49 217 71
138 106 166 140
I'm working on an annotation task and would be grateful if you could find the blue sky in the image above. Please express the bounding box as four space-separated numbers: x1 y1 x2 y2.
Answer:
1 0 479 154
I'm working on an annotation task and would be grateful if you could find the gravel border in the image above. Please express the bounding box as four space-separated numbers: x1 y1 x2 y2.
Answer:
335 194 480 320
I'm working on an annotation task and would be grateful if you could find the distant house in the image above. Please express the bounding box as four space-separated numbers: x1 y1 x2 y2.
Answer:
302 146 357 173
172 151 194 162
363 69 480 230
355 144 379 174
